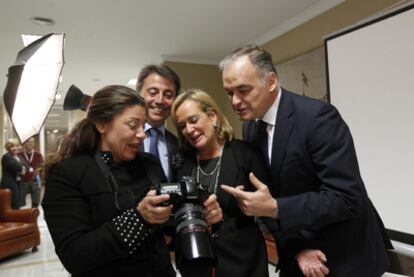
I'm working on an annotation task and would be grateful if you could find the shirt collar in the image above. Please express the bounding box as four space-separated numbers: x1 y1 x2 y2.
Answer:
144 122 166 136
260 87 282 126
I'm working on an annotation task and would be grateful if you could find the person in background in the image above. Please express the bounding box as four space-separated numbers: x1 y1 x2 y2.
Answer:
42 85 222 277
19 136 44 208
171 88 269 277
219 44 391 277
1 139 26 209
137 64 180 181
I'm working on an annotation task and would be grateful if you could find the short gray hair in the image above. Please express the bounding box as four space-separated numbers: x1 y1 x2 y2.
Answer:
219 44 277 81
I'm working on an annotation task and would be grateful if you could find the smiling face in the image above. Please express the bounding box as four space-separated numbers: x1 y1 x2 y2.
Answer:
222 55 277 121
8 145 19 156
97 105 146 162
139 73 177 127
175 99 220 155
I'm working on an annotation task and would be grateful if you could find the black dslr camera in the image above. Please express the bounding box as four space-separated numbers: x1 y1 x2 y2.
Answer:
158 176 210 208
157 176 216 271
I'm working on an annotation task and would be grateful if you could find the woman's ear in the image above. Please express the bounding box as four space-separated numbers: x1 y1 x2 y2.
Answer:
208 110 218 127
95 123 106 134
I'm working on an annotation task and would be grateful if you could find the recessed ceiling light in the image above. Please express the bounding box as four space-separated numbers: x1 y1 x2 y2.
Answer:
30 17 55 26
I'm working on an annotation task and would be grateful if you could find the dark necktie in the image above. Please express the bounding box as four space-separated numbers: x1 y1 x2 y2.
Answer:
147 128 160 160
256 120 269 165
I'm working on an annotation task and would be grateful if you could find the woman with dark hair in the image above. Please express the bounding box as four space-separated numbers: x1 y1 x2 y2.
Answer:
42 85 222 277
1 139 26 209
171 88 270 277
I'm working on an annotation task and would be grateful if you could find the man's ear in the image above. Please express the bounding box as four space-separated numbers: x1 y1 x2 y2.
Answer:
267 72 278 92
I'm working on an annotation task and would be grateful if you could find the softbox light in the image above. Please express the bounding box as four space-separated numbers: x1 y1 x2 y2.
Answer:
63 85 91 111
3 33 65 143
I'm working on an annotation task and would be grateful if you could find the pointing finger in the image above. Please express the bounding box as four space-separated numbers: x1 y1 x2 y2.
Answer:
221 184 248 199
249 172 267 190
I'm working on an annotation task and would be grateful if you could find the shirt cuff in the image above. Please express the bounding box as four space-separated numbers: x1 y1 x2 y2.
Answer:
112 208 152 254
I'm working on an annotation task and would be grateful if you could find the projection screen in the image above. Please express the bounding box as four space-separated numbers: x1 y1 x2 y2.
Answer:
325 3 414 241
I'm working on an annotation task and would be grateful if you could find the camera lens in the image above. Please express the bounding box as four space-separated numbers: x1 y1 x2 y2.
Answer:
174 203 216 269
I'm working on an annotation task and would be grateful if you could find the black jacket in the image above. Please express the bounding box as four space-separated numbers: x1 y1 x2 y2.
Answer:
1 153 26 209
244 89 391 277
173 139 269 277
42 152 175 277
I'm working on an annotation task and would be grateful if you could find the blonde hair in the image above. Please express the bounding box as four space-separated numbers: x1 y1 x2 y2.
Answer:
5 138 20 151
171 88 234 148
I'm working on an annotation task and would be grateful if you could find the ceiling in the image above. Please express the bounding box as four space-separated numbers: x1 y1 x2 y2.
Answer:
0 0 344 131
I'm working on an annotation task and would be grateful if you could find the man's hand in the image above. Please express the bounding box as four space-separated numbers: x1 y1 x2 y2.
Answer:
203 194 223 224
220 172 277 217
137 189 173 224
296 249 329 277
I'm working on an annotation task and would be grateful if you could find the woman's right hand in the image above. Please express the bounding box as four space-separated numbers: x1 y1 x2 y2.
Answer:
137 190 173 224
203 194 223 224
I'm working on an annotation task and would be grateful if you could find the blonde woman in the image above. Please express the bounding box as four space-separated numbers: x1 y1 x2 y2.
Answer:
1 139 26 209
171 88 269 277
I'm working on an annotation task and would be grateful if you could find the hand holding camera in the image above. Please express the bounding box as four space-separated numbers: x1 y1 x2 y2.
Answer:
203 194 223 225
156 176 220 270
137 189 173 224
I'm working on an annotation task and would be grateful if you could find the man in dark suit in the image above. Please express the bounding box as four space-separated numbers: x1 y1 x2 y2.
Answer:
137 64 180 181
219 45 392 277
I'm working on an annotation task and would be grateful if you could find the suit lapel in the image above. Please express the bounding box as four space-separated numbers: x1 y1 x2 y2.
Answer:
270 90 295 196
165 130 178 157
216 143 239 213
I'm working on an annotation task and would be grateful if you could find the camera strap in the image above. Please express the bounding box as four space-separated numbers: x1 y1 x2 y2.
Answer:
94 152 121 210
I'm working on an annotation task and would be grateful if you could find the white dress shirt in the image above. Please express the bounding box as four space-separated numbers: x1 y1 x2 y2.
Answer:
257 88 282 164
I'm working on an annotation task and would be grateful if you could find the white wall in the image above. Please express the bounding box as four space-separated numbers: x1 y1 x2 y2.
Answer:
326 3 414 236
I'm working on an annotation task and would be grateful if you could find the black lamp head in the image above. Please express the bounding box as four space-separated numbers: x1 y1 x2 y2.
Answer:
63 85 91 111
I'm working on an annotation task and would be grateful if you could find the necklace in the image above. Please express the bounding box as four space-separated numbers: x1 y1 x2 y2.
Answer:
196 146 223 194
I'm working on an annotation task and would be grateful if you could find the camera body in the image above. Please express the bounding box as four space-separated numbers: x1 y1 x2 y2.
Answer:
157 176 216 270
158 176 209 209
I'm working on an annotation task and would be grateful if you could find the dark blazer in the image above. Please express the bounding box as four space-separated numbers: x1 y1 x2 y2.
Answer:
173 139 269 277
244 89 391 277
42 153 175 277
165 129 179 176
0 153 26 209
